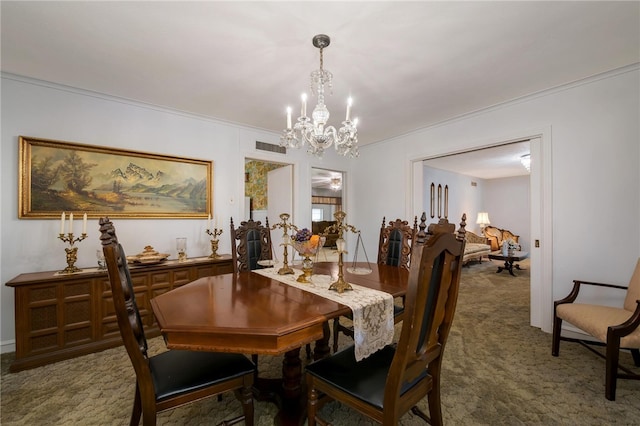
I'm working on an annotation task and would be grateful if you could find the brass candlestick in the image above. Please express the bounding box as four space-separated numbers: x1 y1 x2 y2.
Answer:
58 232 88 274
326 211 358 293
271 213 298 275
206 228 223 259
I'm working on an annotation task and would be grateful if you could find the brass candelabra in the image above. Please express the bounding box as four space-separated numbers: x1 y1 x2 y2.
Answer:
271 213 298 275
58 232 88 274
206 228 223 259
325 211 358 293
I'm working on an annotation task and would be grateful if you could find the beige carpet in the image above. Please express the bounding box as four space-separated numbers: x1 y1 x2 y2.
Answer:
2 258 639 425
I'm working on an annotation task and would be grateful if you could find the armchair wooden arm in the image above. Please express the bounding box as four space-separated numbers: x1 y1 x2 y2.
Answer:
554 280 629 306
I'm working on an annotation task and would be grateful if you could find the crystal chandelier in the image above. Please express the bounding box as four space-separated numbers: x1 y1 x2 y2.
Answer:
330 177 342 191
280 34 359 158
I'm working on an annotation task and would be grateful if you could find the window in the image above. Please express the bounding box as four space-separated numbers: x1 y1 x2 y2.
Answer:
312 208 324 221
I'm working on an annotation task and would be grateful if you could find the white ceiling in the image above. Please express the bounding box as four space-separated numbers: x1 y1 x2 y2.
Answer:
424 140 531 180
311 168 343 190
2 2 639 177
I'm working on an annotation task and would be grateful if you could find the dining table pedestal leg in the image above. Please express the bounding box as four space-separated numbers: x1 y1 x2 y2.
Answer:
282 348 302 399
275 347 307 425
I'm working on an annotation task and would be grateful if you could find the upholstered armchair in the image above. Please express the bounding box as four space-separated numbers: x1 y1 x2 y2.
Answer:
552 258 640 400
483 225 520 251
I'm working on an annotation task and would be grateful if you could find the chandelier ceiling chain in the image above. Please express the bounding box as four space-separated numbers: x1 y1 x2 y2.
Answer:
280 34 359 159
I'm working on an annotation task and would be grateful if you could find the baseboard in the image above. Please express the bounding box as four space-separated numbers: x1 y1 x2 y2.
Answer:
1 339 16 354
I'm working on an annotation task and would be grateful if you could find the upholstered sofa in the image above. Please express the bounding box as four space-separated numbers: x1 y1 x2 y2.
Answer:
483 225 520 251
462 231 492 264
312 220 339 248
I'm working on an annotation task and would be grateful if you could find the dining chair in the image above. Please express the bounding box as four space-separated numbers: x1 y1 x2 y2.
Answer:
306 221 467 426
230 217 273 273
99 217 255 426
230 216 312 361
552 257 640 400
332 216 418 352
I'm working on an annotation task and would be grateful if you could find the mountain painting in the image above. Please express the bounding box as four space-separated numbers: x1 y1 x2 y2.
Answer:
20 137 212 218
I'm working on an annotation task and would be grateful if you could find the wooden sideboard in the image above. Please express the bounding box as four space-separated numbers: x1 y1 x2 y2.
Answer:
5 255 233 372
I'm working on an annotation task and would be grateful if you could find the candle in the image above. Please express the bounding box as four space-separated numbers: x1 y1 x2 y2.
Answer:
214 215 219 230
82 213 87 234
346 97 352 121
286 107 292 129
69 213 74 234
301 93 307 117
60 212 65 234
208 213 211 230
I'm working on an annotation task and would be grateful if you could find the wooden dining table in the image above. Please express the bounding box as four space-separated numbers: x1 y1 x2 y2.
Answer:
150 262 409 425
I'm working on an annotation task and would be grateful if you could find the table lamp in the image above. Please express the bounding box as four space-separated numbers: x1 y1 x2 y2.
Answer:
476 212 490 234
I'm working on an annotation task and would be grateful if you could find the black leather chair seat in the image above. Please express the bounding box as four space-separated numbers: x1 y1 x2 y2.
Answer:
305 345 428 409
393 304 405 317
151 351 255 402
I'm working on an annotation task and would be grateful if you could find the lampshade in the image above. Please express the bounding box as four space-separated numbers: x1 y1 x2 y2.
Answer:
476 212 490 226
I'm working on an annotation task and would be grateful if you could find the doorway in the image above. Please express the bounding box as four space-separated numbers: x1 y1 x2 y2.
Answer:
244 158 294 258
311 168 344 223
410 133 553 332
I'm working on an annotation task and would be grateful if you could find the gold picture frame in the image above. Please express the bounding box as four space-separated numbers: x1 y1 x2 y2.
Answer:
19 136 212 219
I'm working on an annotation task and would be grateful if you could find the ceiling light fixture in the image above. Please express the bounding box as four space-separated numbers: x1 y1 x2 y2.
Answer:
280 34 359 159
520 154 531 172
330 178 342 191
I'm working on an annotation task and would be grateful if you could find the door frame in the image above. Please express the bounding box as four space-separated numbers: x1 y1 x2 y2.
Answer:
242 152 296 224
408 126 553 332
311 167 345 223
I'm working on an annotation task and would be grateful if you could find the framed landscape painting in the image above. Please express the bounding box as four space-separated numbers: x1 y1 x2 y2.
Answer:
19 136 212 219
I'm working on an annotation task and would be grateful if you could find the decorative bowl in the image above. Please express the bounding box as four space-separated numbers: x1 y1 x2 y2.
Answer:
127 245 170 265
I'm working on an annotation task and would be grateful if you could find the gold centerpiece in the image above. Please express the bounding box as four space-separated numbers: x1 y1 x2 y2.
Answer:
291 228 323 283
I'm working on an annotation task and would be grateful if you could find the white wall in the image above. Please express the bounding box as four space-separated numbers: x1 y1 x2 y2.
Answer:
353 65 639 330
0 74 351 351
484 175 531 250
423 165 486 234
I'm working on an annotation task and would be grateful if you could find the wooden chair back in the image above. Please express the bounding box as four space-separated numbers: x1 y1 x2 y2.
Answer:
230 218 273 272
99 218 154 403
306 215 467 425
416 212 466 245
100 217 256 425
377 216 418 269
383 226 466 422
624 258 640 312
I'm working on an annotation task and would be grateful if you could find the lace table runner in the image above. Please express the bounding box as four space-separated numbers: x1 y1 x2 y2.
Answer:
252 265 394 361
